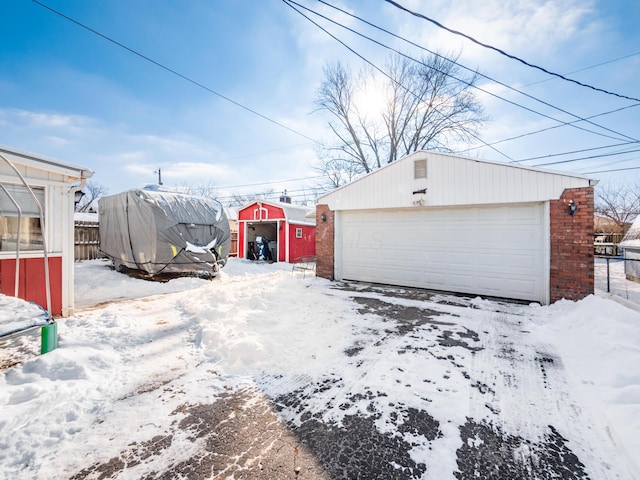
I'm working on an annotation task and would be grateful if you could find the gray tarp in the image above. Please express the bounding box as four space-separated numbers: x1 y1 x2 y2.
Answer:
99 187 231 276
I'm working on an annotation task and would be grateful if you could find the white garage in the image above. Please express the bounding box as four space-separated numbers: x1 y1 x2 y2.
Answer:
316 151 596 304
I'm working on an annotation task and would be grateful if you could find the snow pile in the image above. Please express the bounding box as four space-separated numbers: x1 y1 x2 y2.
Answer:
535 296 640 472
74 258 208 308
0 295 50 335
184 262 354 379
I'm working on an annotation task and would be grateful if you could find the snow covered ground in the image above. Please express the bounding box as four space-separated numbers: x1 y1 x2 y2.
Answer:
0 258 639 479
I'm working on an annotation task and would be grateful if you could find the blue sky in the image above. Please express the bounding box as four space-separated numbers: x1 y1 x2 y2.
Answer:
1 0 639 204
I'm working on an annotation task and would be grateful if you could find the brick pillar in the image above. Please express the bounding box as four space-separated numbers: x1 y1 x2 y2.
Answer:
316 204 334 280
549 187 594 302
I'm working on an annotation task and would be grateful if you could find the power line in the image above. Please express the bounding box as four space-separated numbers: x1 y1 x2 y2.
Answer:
283 0 515 161
574 155 639 174
583 165 640 175
31 0 318 143
214 175 325 190
384 0 640 103
515 142 636 163
521 51 640 89
532 147 640 167
315 0 639 144
459 103 640 157
288 0 638 168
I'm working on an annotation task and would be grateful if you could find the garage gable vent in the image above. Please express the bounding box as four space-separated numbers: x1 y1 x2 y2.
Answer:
414 159 427 179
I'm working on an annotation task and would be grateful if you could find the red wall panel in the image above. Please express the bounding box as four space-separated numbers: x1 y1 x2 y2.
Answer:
0 257 63 315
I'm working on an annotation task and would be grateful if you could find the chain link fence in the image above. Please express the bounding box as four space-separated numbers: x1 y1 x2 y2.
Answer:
595 256 640 304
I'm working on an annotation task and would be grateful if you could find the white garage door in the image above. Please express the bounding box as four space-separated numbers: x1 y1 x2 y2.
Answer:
339 203 548 302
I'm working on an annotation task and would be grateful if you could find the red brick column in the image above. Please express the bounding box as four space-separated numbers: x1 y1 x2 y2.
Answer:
316 204 335 280
550 187 594 302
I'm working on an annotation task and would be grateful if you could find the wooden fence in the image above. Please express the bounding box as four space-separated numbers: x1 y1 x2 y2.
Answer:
229 232 238 257
74 220 101 261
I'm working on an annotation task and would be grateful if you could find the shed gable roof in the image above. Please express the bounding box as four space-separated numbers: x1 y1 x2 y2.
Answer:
318 151 595 211
239 200 315 225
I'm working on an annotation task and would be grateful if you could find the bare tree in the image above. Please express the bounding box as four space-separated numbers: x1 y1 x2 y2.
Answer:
595 182 640 233
315 152 363 189
225 189 275 209
75 181 107 212
315 52 484 186
179 181 219 199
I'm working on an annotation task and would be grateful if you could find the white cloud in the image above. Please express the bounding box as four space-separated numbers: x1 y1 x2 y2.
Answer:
388 0 600 74
0 107 325 198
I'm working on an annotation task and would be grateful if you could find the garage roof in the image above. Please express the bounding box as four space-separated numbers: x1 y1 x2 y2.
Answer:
319 151 596 211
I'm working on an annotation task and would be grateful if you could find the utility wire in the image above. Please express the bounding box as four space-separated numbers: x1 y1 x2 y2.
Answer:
212 175 325 190
583 165 640 175
459 103 640 157
517 141 636 163
532 147 640 167
289 0 636 159
315 0 639 144
384 0 640 103
284 0 514 161
31 0 318 143
574 155 639 174
519 51 640 89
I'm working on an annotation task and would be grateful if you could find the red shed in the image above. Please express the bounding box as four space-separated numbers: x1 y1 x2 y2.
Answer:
238 200 316 262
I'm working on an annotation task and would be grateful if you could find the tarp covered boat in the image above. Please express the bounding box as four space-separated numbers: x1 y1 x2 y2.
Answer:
99 187 231 277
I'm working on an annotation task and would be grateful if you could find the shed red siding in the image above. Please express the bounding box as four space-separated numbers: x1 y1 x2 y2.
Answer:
288 224 316 261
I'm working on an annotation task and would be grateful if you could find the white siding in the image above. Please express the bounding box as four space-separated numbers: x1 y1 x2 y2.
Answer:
320 151 592 210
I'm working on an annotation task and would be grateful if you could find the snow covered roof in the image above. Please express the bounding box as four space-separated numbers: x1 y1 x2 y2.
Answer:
74 212 99 223
620 216 640 249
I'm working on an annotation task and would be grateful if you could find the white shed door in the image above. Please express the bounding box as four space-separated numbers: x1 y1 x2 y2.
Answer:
339 203 547 302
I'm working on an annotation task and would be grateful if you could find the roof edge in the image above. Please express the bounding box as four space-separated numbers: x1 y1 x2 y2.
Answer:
0 144 93 178
318 150 596 202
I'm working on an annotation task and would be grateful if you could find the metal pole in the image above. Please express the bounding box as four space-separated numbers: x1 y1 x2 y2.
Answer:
0 153 51 317
606 257 611 293
0 184 22 297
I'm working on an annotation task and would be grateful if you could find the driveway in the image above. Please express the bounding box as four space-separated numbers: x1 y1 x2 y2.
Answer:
2 262 633 479
265 282 602 480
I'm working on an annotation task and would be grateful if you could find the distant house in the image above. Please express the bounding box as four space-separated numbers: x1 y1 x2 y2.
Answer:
317 151 596 304
619 216 640 282
0 145 93 316
237 200 316 262
594 214 630 256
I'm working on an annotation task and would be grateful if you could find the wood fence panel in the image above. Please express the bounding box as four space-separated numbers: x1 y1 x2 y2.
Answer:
74 221 101 261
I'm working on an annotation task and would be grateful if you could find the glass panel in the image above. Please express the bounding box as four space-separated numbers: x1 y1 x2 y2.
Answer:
0 216 43 251
0 184 45 217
